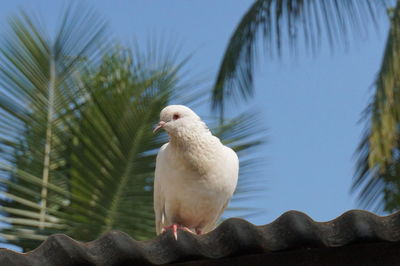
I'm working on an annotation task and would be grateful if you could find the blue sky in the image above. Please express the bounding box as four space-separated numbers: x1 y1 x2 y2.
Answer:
0 0 391 248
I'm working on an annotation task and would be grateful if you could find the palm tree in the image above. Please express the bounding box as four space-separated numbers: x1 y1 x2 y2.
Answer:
211 0 400 212
0 6 265 250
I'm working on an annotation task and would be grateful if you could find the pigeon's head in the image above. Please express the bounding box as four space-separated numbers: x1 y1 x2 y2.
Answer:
153 105 205 134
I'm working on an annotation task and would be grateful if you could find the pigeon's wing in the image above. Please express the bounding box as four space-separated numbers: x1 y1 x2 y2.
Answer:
202 200 230 233
203 145 239 233
154 143 169 235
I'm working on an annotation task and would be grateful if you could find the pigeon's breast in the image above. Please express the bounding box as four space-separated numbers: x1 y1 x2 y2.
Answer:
163 143 238 229
164 170 228 229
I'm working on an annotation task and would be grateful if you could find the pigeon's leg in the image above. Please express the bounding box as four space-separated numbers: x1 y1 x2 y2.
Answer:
162 224 179 240
161 224 195 240
195 228 202 235
161 224 178 239
181 226 195 234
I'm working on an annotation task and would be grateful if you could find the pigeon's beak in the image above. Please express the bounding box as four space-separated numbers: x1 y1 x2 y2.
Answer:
153 121 166 133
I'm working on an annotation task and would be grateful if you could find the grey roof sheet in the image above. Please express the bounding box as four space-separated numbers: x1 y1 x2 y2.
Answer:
1 210 399 265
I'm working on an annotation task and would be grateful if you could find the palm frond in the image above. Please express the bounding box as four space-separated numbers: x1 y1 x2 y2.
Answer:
0 4 107 249
212 0 388 117
353 1 400 212
60 47 180 240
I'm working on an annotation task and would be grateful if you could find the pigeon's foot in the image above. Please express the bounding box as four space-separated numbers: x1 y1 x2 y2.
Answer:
161 224 194 240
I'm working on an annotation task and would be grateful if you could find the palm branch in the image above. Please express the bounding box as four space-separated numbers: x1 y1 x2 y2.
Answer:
0 4 107 249
353 1 400 212
212 0 388 117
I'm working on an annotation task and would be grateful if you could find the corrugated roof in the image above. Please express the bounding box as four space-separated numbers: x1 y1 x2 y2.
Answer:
1 210 399 265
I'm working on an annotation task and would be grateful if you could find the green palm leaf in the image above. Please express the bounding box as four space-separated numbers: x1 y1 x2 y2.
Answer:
0 4 107 249
212 0 388 117
353 1 400 212
62 47 176 240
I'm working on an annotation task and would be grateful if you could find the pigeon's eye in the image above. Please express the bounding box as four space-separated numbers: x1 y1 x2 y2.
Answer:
173 114 180 120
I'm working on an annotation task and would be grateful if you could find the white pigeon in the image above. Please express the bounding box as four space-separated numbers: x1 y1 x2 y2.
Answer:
153 105 239 239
